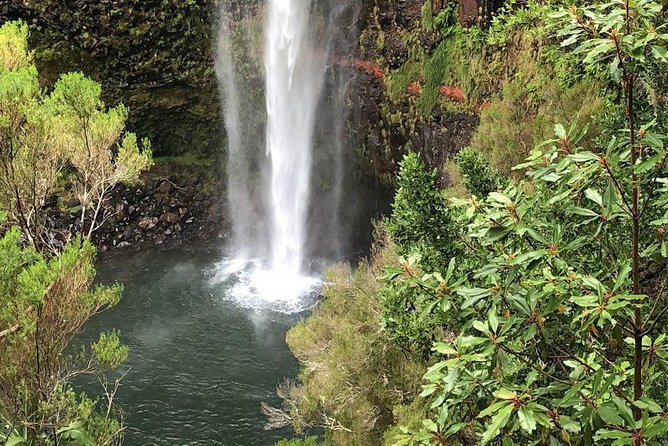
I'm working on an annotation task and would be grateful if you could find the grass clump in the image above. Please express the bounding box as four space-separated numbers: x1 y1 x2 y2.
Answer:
468 75 602 175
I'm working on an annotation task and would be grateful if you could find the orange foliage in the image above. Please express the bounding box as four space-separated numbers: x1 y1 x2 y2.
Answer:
439 85 466 102
352 59 385 80
330 54 386 80
407 81 422 96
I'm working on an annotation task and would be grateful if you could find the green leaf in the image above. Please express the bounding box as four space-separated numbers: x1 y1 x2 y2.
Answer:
585 188 603 207
635 154 662 176
569 151 600 162
612 397 635 427
633 397 663 414
422 418 438 432
489 192 512 205
419 384 437 398
443 422 466 438
485 226 513 242
567 206 599 218
598 404 624 425
433 343 458 355
473 320 491 335
57 422 96 446
524 227 548 245
518 406 537 433
459 287 491 308
493 389 517 400
479 401 508 418
4 435 28 446
644 420 668 438
488 308 499 333
593 429 633 442
555 123 567 139
481 404 514 444
652 45 668 63
570 294 598 307
513 250 547 266
459 336 488 347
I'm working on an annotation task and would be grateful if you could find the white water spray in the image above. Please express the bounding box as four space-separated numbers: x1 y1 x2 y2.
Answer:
214 1 247 255
265 0 325 272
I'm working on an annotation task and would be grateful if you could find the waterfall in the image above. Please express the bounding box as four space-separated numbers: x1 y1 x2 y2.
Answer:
265 0 325 272
211 0 376 312
210 0 325 311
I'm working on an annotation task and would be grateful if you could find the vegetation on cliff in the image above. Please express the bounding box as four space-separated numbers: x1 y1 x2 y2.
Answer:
283 0 668 445
357 0 606 182
280 233 425 445
4 0 222 157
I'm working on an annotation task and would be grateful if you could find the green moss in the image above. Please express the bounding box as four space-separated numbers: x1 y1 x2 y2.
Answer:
385 31 426 104
416 39 451 118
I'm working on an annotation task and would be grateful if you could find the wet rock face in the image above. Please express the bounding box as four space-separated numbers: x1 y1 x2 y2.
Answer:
3 0 223 157
352 0 482 183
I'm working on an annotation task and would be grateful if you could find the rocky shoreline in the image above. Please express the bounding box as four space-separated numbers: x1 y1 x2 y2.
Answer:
49 164 230 257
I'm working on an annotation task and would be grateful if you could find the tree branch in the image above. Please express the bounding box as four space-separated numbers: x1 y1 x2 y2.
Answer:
0 324 20 341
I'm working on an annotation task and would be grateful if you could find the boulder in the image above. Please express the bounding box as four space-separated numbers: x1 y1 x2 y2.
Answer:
158 180 173 194
138 216 159 230
160 212 180 224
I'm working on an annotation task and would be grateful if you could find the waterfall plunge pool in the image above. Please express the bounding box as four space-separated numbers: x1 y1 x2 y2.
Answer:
80 242 318 446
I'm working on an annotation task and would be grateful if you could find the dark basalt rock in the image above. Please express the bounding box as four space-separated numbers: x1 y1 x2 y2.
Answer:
2 0 223 157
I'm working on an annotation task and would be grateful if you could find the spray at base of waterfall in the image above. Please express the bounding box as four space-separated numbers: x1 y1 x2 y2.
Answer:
208 258 321 314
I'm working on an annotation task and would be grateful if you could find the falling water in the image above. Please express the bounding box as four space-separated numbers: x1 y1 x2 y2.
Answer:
211 0 325 310
214 1 247 255
265 0 325 272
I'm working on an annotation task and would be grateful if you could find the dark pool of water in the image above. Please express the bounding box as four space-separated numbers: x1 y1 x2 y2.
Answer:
79 243 306 446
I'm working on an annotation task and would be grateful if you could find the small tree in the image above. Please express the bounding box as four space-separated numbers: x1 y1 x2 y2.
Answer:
0 224 127 445
384 152 463 357
386 152 461 271
455 147 505 198
47 73 152 239
0 21 66 250
0 20 152 250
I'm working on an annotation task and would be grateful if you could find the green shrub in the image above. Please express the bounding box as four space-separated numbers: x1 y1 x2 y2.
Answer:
455 147 505 198
386 152 461 271
282 233 425 446
386 1 668 443
467 65 603 176
0 227 126 445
